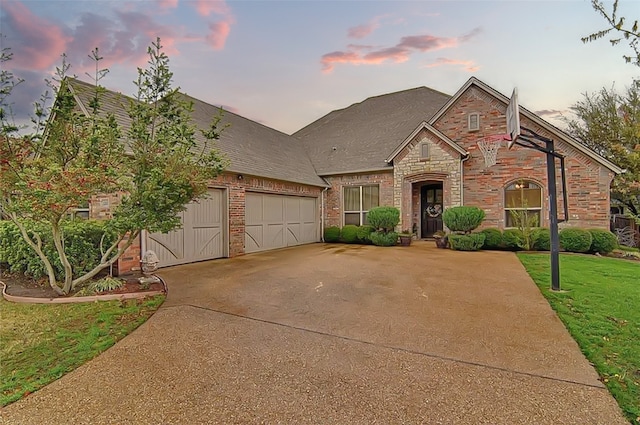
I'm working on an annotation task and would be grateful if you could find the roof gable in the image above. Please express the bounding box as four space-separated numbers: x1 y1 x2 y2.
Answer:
386 121 468 163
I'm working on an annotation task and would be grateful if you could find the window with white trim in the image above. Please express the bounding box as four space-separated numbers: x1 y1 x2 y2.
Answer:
420 142 429 159
468 112 480 131
344 185 379 225
504 180 542 227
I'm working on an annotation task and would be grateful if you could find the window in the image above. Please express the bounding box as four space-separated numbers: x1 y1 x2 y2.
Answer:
505 180 542 227
344 185 379 225
420 142 429 159
468 112 480 131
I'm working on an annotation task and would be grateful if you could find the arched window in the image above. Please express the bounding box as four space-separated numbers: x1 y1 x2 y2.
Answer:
504 180 542 227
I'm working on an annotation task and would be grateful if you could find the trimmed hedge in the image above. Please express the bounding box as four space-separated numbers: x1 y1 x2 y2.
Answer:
367 207 400 232
502 228 525 250
559 228 592 253
369 231 398 247
588 228 618 254
356 225 374 244
323 226 341 243
0 220 117 280
480 228 503 250
449 233 486 251
442 206 485 234
340 225 359 244
532 228 551 251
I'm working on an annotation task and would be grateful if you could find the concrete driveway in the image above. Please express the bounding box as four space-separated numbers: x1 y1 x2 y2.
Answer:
0 242 627 424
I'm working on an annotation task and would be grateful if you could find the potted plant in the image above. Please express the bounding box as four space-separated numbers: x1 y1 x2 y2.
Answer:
398 229 413 246
433 230 448 249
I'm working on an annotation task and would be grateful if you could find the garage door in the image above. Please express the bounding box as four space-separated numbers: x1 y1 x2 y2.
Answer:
245 193 318 253
147 189 225 267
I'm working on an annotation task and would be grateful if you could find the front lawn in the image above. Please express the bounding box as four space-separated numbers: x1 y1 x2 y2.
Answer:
0 295 164 406
518 253 639 424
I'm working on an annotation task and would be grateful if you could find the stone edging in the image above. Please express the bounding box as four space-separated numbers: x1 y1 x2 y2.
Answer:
0 276 167 304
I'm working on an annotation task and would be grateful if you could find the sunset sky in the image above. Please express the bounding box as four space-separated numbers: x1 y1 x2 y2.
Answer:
1 0 639 134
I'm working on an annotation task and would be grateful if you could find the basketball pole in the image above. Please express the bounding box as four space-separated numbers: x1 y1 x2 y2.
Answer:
512 127 567 292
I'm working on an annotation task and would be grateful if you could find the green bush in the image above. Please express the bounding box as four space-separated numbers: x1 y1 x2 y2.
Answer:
531 228 551 251
502 228 525 251
442 206 485 234
0 220 117 280
449 233 486 251
340 225 359 244
323 226 341 243
356 225 374 244
369 231 398 247
480 228 503 250
367 207 400 233
559 228 593 253
588 228 618 254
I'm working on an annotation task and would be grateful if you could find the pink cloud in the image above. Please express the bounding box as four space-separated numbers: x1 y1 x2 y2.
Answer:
321 27 482 73
348 22 378 39
425 57 480 72
1 1 70 70
193 0 231 17
206 20 233 50
158 0 179 8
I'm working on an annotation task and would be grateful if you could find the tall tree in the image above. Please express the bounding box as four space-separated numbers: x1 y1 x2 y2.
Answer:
565 83 640 217
582 0 640 66
0 39 226 295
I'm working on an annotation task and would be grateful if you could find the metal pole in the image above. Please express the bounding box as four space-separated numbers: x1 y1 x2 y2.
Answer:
546 140 561 291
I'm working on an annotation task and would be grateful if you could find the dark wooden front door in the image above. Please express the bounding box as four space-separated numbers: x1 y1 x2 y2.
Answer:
421 184 443 238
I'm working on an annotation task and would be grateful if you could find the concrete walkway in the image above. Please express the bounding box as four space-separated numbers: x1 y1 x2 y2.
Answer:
0 242 628 424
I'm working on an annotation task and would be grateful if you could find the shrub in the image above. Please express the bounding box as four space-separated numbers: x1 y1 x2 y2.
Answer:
369 231 398 247
442 206 485 234
480 228 503 250
531 228 551 251
340 225 359 244
323 226 341 243
502 228 525 250
0 220 117 280
588 228 618 254
367 207 400 233
449 233 486 251
559 228 593 253
356 225 374 244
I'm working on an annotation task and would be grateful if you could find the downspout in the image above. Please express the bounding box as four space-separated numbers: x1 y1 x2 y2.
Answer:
320 186 329 242
460 152 470 206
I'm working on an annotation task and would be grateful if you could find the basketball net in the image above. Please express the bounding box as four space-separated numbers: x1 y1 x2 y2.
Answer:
477 134 511 167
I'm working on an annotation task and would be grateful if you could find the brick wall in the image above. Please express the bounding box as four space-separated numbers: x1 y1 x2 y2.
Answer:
433 86 615 230
322 171 394 228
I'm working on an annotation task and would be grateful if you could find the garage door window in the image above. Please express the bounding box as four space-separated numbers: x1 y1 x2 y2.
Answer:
344 185 379 225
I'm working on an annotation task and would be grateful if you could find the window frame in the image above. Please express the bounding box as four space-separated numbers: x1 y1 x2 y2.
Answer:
420 142 430 160
468 112 480 132
504 180 543 228
343 184 379 226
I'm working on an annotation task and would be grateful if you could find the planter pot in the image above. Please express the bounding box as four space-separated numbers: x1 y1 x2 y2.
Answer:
399 235 412 246
434 237 448 249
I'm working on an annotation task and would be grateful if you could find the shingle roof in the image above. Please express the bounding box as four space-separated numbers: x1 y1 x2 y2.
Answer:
293 87 451 175
67 78 327 188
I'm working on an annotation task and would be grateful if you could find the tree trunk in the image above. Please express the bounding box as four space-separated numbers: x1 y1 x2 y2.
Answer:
51 223 74 294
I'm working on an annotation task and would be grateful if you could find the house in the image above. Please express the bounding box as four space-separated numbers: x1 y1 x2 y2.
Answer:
67 77 623 273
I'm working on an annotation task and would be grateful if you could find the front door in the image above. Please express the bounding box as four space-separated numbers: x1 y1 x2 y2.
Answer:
421 184 443 238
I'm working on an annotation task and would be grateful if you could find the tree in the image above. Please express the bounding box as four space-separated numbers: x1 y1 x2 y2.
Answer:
582 0 640 66
0 38 226 295
565 83 640 217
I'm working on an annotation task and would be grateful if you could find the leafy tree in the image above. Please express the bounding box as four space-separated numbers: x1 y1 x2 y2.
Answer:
565 83 640 217
583 0 640 66
0 38 226 295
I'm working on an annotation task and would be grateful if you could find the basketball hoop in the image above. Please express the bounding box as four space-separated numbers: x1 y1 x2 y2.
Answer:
477 134 510 167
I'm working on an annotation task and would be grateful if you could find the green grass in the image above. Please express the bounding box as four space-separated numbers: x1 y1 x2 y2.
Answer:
0 295 164 406
518 253 640 424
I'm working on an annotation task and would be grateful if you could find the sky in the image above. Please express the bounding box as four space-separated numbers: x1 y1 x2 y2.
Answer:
1 0 639 135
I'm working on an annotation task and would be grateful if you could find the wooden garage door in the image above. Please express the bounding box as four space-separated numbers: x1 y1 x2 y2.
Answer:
147 189 225 267
245 193 317 253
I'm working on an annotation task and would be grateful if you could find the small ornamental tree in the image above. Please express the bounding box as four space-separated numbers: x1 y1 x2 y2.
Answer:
0 39 226 295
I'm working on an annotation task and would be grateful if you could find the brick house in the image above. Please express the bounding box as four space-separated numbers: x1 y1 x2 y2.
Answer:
67 76 622 272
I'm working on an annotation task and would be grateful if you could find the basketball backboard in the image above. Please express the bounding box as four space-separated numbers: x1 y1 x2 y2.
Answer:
506 88 520 149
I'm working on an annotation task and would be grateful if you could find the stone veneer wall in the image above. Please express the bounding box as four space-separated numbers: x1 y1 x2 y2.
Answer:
89 173 323 274
432 86 615 229
393 130 462 232
322 171 394 228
